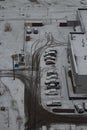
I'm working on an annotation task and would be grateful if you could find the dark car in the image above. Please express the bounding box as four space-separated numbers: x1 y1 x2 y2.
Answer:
33 28 38 34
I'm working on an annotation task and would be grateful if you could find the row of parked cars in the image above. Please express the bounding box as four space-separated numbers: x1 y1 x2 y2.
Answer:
26 26 38 34
44 49 57 65
43 49 87 114
46 101 87 113
25 26 38 41
75 102 87 113
43 49 62 108
45 70 61 91
44 70 62 107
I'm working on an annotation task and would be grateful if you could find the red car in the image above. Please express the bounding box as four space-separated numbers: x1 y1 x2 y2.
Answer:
46 59 55 65
46 60 55 65
25 34 30 41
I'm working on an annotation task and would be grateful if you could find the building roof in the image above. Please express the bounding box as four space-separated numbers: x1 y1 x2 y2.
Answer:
78 8 87 33
69 33 87 75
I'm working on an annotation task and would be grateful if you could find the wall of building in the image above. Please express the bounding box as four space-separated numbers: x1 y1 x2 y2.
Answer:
77 9 85 33
76 75 87 86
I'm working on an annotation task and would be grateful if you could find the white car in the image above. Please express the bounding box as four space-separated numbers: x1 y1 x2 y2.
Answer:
45 78 59 85
46 83 61 89
45 49 57 54
44 51 57 57
46 71 58 76
44 49 57 57
26 26 32 34
46 74 58 80
46 100 62 107
44 55 56 61
45 89 58 95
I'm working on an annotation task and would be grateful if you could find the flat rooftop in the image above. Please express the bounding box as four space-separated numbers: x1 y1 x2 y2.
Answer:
70 34 87 75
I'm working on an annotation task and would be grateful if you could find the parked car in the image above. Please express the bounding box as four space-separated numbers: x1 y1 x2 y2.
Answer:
15 63 19 68
46 83 60 90
46 100 62 107
33 27 38 34
45 49 57 54
75 103 84 113
25 34 30 41
46 74 58 80
44 55 56 61
45 89 58 95
45 59 55 65
45 78 59 85
46 83 61 89
68 66 72 77
83 102 87 111
44 52 57 57
26 26 32 34
46 71 58 77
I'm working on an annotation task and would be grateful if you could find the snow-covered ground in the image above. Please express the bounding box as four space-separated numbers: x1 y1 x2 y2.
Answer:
0 78 24 130
0 0 87 130
0 20 24 69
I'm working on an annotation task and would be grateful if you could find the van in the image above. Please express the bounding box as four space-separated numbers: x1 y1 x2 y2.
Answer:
75 103 84 113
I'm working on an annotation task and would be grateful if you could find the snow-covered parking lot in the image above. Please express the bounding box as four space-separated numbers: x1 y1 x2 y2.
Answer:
0 0 87 130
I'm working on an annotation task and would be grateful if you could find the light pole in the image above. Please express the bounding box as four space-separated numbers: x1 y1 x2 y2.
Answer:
23 20 25 52
11 55 15 80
